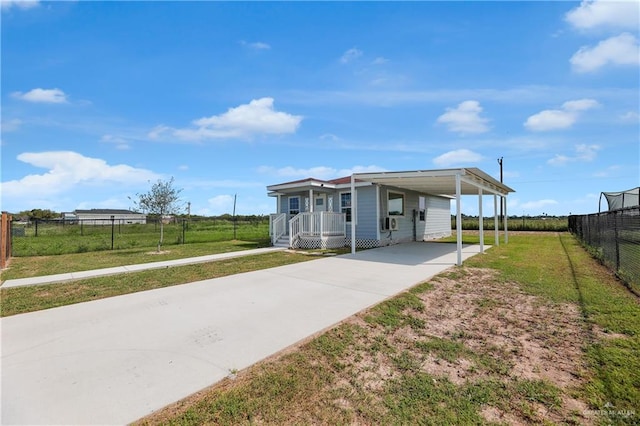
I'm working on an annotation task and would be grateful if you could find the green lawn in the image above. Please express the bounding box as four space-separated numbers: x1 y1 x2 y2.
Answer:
1 239 270 281
10 219 270 256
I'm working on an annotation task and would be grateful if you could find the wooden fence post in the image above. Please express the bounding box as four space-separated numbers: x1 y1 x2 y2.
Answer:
1 212 12 269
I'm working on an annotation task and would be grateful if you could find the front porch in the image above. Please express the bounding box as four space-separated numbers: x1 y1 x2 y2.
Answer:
270 211 347 249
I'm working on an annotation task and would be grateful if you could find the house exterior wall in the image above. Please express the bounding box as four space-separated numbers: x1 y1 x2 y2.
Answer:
376 185 451 245
75 213 147 225
271 183 451 248
345 185 378 245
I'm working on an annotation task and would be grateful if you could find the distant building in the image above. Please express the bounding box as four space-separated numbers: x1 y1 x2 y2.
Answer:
72 209 147 225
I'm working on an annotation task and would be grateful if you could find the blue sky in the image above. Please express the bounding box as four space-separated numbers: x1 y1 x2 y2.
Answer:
1 0 639 217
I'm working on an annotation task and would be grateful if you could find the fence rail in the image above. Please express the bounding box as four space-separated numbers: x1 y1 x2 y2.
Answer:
569 207 640 293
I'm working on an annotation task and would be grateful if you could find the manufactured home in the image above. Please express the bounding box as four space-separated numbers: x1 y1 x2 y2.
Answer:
72 209 147 225
268 167 514 264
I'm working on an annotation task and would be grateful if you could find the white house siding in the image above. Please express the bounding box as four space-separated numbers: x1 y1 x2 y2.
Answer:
74 212 146 225
423 196 452 240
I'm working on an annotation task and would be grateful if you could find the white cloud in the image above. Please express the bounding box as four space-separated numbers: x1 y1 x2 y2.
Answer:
1 0 39 11
524 98 599 131
1 151 160 198
524 109 576 131
593 164 622 177
436 100 490 134
432 149 484 167
258 164 386 180
340 47 363 64
11 88 68 103
620 110 640 122
565 0 639 31
240 40 271 50
372 57 389 65
547 154 572 166
570 32 640 73
1 118 22 132
562 98 600 111
101 134 130 150
152 98 302 142
547 144 601 166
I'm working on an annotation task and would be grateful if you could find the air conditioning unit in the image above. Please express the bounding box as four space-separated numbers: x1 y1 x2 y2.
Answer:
388 216 399 231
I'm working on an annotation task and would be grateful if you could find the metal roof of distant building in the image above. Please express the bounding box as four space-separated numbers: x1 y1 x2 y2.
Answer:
74 209 144 214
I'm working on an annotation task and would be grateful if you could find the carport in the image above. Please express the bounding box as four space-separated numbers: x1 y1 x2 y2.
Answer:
350 168 515 264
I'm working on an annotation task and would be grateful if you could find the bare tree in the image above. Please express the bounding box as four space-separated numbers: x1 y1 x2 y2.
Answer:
131 177 183 251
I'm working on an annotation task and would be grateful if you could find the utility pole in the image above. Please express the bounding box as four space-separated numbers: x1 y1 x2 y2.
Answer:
497 157 503 225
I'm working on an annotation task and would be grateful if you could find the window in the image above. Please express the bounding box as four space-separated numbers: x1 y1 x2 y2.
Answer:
388 192 404 216
340 192 352 222
288 197 300 215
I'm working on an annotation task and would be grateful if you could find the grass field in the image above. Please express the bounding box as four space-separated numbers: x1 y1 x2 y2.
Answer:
10 218 270 256
10 217 568 257
453 216 568 232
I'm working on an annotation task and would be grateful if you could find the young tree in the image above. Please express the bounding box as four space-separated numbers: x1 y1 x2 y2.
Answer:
132 177 183 251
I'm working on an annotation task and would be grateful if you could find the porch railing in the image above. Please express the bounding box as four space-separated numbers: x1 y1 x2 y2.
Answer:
269 213 287 245
288 211 346 247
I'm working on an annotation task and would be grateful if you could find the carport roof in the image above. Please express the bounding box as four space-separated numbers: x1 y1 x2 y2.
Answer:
352 167 515 197
267 167 514 197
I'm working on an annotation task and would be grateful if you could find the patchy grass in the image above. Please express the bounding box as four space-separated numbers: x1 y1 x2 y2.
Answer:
136 232 640 425
0 252 314 317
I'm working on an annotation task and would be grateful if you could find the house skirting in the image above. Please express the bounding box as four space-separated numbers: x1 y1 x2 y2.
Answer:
298 235 346 249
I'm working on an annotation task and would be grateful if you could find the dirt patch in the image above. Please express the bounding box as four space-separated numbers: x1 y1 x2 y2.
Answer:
145 250 170 255
138 266 594 425
343 267 592 424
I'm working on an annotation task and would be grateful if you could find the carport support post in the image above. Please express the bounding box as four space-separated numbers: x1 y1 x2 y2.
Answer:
493 195 499 246
351 174 356 254
504 196 509 244
455 173 462 266
478 188 484 253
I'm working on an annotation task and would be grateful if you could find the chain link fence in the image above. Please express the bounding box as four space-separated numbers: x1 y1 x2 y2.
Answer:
569 207 640 294
10 216 270 256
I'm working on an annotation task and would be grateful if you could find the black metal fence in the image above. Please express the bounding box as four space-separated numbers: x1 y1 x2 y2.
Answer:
10 216 270 256
569 207 640 293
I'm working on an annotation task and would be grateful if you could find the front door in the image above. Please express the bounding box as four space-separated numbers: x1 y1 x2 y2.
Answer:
314 194 327 212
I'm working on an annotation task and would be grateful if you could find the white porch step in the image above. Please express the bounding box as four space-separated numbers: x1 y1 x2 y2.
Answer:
273 236 290 248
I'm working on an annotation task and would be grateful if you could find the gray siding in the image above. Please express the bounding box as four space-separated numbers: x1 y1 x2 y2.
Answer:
355 185 378 240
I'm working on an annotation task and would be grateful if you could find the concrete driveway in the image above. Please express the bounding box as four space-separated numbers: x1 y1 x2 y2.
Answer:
1 242 485 425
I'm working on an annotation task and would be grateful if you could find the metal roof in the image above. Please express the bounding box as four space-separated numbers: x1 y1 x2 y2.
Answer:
352 168 514 196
